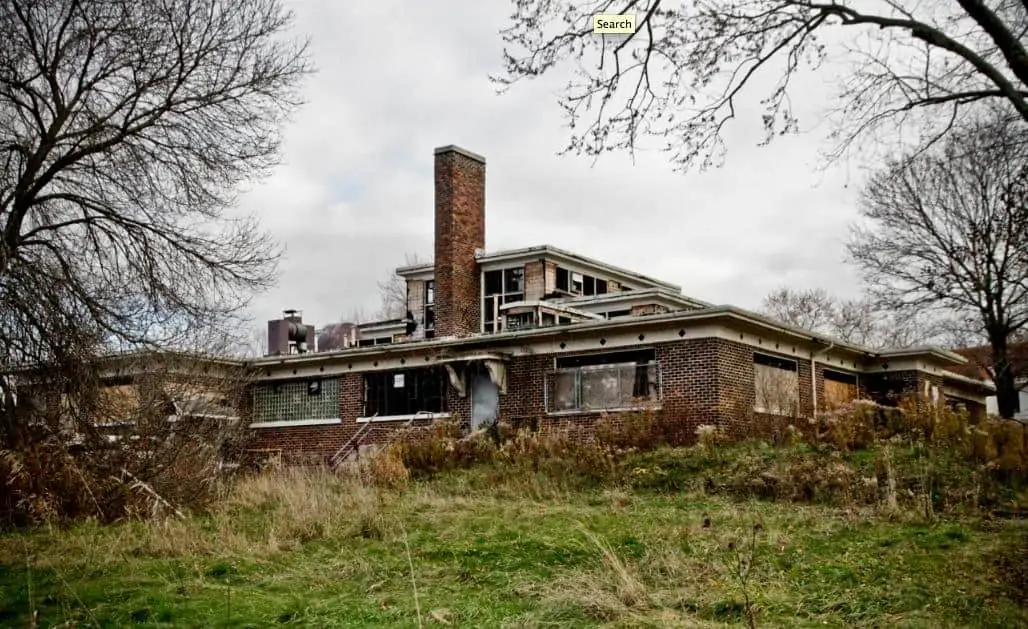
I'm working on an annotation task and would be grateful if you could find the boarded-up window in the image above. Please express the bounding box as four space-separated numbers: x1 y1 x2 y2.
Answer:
823 370 858 409
754 353 798 415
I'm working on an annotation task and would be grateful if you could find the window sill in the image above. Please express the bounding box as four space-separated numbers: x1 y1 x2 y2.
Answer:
248 418 342 429
356 412 452 423
752 408 797 417
547 406 662 417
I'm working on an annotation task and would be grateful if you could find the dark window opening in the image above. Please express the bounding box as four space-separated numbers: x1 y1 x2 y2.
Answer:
424 306 435 338
484 298 495 332
307 380 322 396
483 266 527 332
556 267 569 292
571 272 584 294
558 316 572 325
504 267 524 293
584 275 596 296
506 312 535 330
863 373 906 407
596 279 608 294
363 367 447 417
605 310 631 319
824 369 857 385
754 352 797 372
541 312 556 326
557 348 656 369
484 270 503 295
357 338 374 347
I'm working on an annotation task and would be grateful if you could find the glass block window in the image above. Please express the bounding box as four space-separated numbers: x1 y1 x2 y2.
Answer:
251 378 339 423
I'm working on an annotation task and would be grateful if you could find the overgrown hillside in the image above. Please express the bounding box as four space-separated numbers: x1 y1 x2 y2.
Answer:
1 435 1026 627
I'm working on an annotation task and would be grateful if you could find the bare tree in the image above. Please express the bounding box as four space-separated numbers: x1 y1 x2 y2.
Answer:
376 253 425 320
849 111 1028 418
495 0 1028 170
761 286 938 349
0 0 310 440
2 330 254 524
233 325 269 359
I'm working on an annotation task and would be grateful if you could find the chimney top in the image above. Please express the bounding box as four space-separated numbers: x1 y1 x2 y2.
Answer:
433 145 486 164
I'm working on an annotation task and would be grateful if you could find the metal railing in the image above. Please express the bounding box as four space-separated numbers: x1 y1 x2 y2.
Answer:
328 410 438 468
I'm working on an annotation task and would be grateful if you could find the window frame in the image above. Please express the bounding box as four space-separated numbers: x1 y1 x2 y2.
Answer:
361 367 449 419
547 349 661 414
483 265 528 332
753 352 800 416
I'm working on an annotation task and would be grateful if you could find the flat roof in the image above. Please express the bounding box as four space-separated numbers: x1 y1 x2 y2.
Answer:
246 304 968 370
396 244 681 292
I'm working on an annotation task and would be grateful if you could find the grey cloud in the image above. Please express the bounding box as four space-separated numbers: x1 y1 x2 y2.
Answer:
241 0 869 331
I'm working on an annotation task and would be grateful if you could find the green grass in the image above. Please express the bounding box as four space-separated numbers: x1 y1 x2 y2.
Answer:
0 450 1025 628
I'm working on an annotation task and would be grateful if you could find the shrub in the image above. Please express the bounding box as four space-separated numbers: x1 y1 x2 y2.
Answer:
595 410 667 451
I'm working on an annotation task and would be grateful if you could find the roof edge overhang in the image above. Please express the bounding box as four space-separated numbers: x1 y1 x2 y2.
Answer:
394 245 682 292
4 349 245 379
940 369 997 393
476 245 680 292
246 304 961 370
554 287 711 310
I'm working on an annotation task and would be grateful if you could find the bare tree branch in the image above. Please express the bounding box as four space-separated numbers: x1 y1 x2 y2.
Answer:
848 108 1028 417
0 0 310 444
496 0 1028 170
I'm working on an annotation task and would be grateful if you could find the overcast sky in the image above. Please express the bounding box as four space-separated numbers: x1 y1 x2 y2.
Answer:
240 1 870 330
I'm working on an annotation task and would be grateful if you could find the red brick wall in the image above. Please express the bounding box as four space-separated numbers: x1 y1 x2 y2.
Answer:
434 148 485 338
500 338 781 445
244 339 948 458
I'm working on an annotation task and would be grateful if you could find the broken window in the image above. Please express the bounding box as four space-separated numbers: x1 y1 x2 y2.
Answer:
363 367 447 417
484 270 503 295
754 353 799 415
424 305 435 339
483 266 527 332
604 310 631 319
506 312 534 330
571 272 584 294
424 280 436 339
553 265 611 297
548 349 659 412
863 373 906 407
556 267 569 292
504 267 524 295
823 369 858 409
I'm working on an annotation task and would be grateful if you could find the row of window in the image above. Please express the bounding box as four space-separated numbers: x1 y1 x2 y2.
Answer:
252 350 875 423
483 268 525 332
419 264 634 334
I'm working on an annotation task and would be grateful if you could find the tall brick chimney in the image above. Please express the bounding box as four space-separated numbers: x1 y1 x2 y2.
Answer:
433 145 485 338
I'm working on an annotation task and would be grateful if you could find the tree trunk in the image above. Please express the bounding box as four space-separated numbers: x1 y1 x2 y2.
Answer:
989 329 1020 419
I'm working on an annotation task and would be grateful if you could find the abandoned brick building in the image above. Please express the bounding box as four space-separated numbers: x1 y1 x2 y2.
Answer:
241 145 993 462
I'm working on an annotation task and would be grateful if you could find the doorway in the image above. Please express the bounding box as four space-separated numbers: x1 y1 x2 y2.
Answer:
470 366 499 430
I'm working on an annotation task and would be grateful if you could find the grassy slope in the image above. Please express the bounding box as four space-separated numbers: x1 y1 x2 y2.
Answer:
0 449 1025 628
